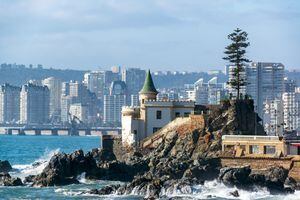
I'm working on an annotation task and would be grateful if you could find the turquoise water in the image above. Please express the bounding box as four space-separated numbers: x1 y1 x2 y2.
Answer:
0 135 299 199
0 135 101 165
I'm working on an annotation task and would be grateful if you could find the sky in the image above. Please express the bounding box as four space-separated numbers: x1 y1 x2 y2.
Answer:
0 0 299 71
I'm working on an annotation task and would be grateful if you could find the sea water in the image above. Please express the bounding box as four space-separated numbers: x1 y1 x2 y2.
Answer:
0 135 299 200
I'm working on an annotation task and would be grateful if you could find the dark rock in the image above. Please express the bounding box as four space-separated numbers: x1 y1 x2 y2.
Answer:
0 172 23 186
264 166 289 192
284 177 298 190
219 166 251 186
230 190 240 197
32 150 95 186
87 185 121 195
24 175 36 183
0 160 12 173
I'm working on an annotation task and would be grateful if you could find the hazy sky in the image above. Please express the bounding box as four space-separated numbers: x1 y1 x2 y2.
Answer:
0 0 299 71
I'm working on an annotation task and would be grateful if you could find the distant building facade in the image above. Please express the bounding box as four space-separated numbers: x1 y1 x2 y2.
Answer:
83 71 105 100
69 103 89 123
103 81 127 126
122 68 146 104
263 99 284 136
0 84 21 123
20 83 50 124
61 81 98 124
246 62 285 118
228 62 285 118
194 77 225 105
42 77 62 122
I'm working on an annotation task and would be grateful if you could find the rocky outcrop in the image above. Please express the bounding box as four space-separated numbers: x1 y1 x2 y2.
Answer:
0 160 12 173
219 166 298 193
30 148 149 186
207 99 265 135
31 100 286 198
0 173 23 186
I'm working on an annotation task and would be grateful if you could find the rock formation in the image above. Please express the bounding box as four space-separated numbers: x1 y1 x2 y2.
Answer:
0 173 23 186
29 100 294 198
0 160 12 173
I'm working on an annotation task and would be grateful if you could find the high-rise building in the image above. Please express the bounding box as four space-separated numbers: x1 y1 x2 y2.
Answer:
122 68 146 96
61 81 98 124
282 92 299 132
194 77 225 105
284 78 297 93
69 103 89 123
0 84 21 123
103 70 121 95
103 81 127 126
42 77 62 122
83 71 105 100
20 83 50 124
246 62 285 118
263 99 284 136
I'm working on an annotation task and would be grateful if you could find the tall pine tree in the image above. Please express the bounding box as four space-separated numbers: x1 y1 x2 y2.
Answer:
223 28 251 99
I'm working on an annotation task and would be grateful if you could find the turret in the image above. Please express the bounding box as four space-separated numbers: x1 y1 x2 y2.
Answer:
139 70 158 105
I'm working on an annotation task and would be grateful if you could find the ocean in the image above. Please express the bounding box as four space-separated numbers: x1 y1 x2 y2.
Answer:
0 135 299 200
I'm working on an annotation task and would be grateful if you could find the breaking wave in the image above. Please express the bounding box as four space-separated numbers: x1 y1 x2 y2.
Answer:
11 148 60 180
159 180 300 200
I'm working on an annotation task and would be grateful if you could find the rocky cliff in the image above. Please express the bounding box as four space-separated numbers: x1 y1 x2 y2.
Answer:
26 100 295 199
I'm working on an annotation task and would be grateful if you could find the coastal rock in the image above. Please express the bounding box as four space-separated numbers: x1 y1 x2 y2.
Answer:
32 150 95 186
87 184 121 195
230 190 240 197
219 166 294 193
264 166 289 192
0 160 12 173
0 172 23 186
219 166 251 186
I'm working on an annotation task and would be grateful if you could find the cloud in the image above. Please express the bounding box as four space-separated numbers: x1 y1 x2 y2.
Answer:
0 0 299 70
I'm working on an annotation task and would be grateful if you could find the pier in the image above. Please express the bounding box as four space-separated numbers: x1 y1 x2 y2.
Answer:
0 125 121 136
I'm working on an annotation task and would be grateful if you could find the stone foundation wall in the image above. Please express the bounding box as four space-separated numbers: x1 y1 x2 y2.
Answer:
221 157 293 171
221 157 300 181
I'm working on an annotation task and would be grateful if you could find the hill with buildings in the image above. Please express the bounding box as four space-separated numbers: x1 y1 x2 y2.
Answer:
0 63 86 86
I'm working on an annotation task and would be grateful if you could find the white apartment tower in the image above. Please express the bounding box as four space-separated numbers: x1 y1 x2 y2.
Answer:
42 77 62 121
103 81 127 125
0 84 21 123
20 83 50 124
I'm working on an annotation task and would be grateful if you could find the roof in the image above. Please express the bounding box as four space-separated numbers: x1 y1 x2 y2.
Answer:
139 70 158 94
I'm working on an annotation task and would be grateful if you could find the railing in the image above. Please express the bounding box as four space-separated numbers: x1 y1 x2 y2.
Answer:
222 135 280 141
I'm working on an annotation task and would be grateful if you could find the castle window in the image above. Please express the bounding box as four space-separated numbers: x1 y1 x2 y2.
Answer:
156 110 162 119
153 127 161 133
175 112 180 117
184 112 190 117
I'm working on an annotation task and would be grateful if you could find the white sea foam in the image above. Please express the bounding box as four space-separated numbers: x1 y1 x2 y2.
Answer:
11 148 60 180
159 180 300 200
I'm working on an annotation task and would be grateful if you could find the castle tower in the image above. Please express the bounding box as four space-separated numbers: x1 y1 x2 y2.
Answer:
139 70 158 105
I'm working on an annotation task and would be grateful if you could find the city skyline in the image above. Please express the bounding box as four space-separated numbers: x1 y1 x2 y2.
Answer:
0 0 299 71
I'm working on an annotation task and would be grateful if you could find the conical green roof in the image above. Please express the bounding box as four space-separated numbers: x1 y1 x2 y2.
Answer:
140 70 158 94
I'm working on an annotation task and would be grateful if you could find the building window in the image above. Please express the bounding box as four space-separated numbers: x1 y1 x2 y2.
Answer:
184 112 190 117
249 145 260 154
264 146 276 154
156 110 162 119
133 130 137 135
153 127 161 133
175 112 180 118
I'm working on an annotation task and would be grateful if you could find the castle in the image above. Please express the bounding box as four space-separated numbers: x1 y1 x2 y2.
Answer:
121 70 195 147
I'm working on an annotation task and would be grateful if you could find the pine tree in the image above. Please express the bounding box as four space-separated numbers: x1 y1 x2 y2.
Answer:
223 28 251 99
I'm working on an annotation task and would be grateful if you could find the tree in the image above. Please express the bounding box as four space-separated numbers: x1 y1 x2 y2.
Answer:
223 28 251 99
